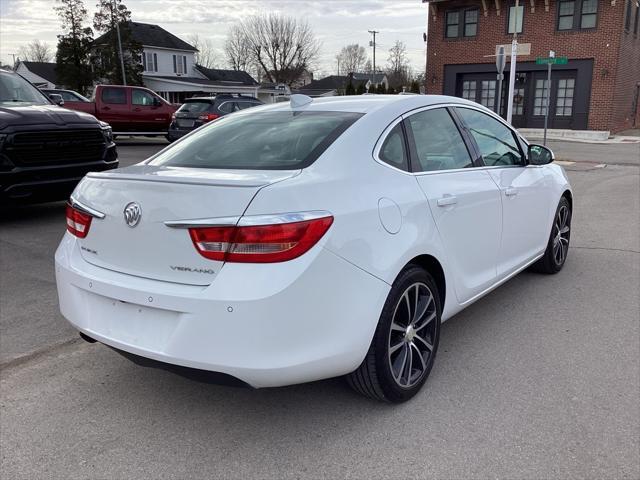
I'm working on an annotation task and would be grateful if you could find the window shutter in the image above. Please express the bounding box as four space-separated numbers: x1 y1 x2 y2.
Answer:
153 53 158 72
183 56 187 74
142 53 146 71
173 55 177 73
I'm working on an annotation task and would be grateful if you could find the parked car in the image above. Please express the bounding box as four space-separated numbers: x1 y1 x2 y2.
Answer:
0 70 117 204
55 94 572 402
60 85 177 136
167 95 263 141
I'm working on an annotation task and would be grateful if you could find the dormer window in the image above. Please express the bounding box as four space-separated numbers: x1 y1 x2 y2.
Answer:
173 54 188 75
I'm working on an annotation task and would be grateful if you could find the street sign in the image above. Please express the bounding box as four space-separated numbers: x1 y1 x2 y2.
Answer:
496 43 531 56
536 56 568 65
496 46 506 74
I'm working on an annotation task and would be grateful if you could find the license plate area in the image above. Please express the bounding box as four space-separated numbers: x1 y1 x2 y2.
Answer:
177 120 195 128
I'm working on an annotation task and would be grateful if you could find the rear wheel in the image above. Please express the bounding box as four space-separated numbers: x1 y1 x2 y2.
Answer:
347 266 441 403
531 196 572 274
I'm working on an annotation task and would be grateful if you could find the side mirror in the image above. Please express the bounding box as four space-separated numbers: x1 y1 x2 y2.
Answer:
528 144 554 165
152 97 163 107
48 94 65 107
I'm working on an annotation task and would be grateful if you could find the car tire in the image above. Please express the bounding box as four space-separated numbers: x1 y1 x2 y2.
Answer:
531 196 572 274
165 135 175 143
347 265 441 403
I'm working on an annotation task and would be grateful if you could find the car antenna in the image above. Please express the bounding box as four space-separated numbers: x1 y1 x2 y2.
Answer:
290 94 312 109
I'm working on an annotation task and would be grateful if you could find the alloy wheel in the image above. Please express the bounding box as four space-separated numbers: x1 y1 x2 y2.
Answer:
552 204 571 266
388 282 437 389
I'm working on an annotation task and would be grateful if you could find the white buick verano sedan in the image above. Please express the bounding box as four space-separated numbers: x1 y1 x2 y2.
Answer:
56 94 572 402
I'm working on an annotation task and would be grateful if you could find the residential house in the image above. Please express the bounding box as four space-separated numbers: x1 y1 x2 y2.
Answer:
297 72 389 97
15 61 59 88
93 22 270 103
424 0 640 133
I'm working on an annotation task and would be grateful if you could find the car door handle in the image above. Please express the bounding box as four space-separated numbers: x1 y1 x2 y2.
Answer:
504 187 519 197
102 106 111 111
133 107 141 112
437 195 458 207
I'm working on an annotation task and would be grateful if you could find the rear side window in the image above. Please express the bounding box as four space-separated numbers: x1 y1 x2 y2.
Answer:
149 111 363 170
177 101 213 113
406 108 473 172
101 87 126 104
218 101 238 113
378 123 408 171
237 101 260 110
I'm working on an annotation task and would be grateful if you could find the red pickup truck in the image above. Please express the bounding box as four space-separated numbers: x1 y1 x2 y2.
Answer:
60 85 177 136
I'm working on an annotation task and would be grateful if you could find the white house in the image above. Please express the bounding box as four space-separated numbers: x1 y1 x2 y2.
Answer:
94 22 288 103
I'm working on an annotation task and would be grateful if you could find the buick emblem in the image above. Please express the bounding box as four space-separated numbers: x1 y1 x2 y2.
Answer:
123 202 142 227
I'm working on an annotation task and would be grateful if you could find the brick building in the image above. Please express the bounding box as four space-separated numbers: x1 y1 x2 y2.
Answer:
425 0 640 133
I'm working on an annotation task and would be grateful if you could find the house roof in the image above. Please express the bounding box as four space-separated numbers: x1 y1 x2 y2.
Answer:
352 72 387 83
297 75 369 95
195 66 258 86
20 61 58 84
94 22 197 51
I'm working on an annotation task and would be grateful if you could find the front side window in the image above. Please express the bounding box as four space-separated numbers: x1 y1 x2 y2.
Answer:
558 0 598 30
508 4 525 33
456 107 524 167
132 89 156 106
149 111 363 170
379 123 408 171
407 108 473 172
101 87 126 105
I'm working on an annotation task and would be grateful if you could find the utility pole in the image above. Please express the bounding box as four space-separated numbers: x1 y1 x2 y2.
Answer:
543 50 555 146
113 0 127 86
368 30 379 88
506 0 519 124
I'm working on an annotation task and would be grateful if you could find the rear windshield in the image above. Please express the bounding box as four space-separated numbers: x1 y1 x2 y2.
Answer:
149 111 363 170
177 100 213 113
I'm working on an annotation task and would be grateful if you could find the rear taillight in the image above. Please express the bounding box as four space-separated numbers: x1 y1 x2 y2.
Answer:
198 113 220 122
65 203 92 238
171 113 176 121
188 216 333 263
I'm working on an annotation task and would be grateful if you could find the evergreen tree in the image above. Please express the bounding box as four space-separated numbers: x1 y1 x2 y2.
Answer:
55 0 94 95
345 80 356 95
93 0 142 85
410 80 420 94
356 82 366 95
377 83 387 94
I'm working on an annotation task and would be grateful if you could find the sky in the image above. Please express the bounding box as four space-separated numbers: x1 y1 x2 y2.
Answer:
0 0 429 78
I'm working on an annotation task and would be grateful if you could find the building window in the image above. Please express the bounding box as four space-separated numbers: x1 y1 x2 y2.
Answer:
462 80 476 101
533 79 549 116
556 79 575 116
558 0 598 31
625 0 633 31
508 4 524 33
173 54 188 74
480 80 496 110
142 52 157 72
445 8 479 38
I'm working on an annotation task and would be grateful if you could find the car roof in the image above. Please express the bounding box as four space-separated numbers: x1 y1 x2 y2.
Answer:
255 94 485 116
185 96 260 102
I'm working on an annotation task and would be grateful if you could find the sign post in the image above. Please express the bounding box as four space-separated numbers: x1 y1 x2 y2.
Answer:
506 0 520 124
496 46 506 116
536 53 567 145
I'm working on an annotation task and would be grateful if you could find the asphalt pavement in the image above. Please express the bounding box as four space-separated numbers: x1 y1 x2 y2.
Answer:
0 139 638 479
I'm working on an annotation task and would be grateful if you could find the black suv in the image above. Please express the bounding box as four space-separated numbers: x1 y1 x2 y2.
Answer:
0 70 117 203
167 94 262 141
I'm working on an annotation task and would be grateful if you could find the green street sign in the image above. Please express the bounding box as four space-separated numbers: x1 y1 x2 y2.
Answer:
536 56 569 65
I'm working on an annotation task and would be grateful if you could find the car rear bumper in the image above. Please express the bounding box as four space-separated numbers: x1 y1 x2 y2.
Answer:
0 148 118 203
55 234 389 388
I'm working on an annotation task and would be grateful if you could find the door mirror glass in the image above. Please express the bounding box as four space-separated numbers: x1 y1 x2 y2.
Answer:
528 144 554 165
48 93 64 106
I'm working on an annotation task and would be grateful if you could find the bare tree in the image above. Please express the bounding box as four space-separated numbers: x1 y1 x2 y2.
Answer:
188 34 219 69
18 40 53 62
226 13 320 85
386 40 411 89
224 24 253 72
335 44 367 75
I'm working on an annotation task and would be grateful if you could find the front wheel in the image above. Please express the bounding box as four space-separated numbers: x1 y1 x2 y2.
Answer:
531 196 572 274
347 266 441 403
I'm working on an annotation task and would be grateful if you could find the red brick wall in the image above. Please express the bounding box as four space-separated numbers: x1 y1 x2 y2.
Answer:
610 1 640 132
425 0 630 132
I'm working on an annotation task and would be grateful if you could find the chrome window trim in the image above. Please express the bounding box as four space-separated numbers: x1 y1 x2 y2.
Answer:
69 196 105 219
164 211 332 229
